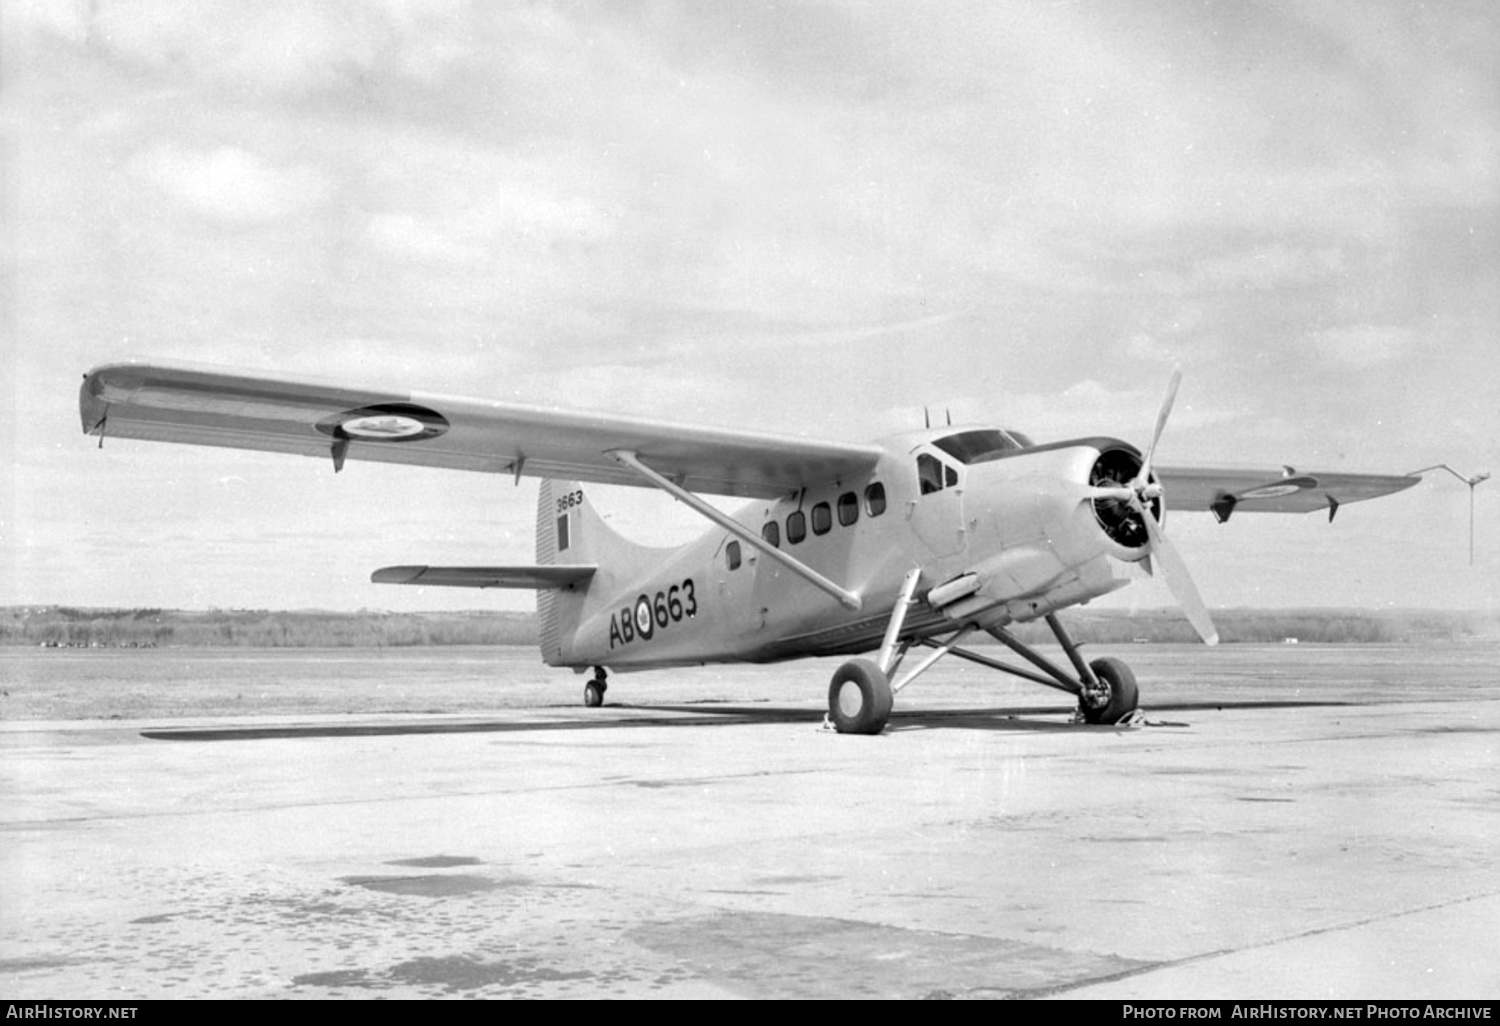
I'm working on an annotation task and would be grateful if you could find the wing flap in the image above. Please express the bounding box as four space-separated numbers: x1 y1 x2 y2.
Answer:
1157 465 1420 518
81 361 883 498
372 565 597 590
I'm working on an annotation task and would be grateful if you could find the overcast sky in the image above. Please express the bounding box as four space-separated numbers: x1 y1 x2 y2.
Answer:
3 1 1496 614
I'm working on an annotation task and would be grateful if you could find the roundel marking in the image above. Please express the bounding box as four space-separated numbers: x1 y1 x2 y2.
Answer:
316 403 449 443
634 596 655 640
341 414 427 439
1240 482 1308 500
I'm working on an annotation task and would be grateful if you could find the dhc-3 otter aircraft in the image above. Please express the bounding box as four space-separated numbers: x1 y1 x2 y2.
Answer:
80 360 1424 734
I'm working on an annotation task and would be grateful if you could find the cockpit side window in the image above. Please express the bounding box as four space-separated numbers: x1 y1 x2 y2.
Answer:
917 454 959 495
917 453 945 495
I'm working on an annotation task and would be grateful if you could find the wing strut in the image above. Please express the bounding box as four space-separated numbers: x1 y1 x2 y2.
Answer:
605 449 863 612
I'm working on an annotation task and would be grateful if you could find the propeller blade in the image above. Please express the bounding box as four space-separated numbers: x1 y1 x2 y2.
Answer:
1083 484 1137 503
1136 366 1182 488
1137 502 1219 645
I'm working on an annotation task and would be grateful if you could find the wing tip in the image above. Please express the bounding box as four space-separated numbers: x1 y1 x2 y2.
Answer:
371 565 426 585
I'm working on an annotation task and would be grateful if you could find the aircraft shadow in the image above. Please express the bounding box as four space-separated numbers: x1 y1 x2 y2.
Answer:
139 697 1352 743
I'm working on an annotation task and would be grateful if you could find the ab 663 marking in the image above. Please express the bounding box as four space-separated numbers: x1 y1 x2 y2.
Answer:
609 579 697 649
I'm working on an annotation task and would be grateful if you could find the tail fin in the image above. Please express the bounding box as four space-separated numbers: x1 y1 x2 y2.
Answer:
535 480 668 666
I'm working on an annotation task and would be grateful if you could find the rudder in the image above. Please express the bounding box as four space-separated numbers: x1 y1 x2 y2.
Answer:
535 480 668 667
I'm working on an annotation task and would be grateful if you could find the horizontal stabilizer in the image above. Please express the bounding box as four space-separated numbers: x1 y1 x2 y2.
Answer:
372 565 596 590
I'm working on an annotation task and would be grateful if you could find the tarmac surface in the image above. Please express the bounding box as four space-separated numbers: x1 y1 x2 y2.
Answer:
2 644 1497 999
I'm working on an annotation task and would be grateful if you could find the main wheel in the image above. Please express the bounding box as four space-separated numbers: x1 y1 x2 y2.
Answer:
583 680 605 708
828 659 893 735
1080 656 1139 724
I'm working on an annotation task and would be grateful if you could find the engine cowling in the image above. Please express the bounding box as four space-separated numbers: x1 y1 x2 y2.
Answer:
1088 445 1162 553
925 438 1160 625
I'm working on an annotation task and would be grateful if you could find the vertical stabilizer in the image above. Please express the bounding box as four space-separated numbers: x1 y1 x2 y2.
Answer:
534 480 672 666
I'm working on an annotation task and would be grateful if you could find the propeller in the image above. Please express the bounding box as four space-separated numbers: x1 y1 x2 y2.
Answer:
1136 367 1179 499
1087 369 1219 646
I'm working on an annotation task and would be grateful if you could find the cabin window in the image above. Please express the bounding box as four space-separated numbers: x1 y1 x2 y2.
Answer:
865 482 886 516
786 510 807 544
556 515 570 551
837 491 859 526
726 540 741 571
762 520 780 548
946 463 958 488
811 501 831 535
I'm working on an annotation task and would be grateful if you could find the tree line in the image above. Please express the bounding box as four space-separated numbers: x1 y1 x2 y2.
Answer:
2 605 1494 649
2 607 537 648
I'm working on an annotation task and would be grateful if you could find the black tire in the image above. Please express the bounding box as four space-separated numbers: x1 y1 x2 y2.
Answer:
828 659 893 735
584 681 605 708
1081 656 1139 724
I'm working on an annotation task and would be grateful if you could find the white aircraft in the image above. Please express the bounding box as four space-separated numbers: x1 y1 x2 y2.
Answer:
80 360 1425 733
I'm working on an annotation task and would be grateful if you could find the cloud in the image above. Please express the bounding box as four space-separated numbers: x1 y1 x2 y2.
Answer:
81 2 377 95
364 187 609 265
363 212 492 265
1192 244 1348 293
1124 331 1217 368
19 0 487 99
130 145 331 224
1303 325 1414 367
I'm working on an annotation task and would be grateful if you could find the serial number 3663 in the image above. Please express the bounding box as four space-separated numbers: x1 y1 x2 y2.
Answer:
609 580 697 649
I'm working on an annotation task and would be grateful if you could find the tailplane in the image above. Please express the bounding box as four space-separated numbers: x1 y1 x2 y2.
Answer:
373 481 666 667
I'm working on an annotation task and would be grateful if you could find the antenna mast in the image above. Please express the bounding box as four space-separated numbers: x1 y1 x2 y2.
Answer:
1407 464 1492 565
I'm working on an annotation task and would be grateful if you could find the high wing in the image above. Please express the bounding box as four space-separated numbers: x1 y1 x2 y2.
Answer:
1156 464 1421 522
79 360 883 499
371 565 596 589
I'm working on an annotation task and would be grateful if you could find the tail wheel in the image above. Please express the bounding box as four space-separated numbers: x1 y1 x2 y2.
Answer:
828 659 893 735
1080 657 1139 725
583 680 605 708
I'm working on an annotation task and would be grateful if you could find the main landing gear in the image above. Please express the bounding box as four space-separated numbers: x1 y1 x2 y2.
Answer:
828 659 893 734
824 570 1141 734
584 667 608 708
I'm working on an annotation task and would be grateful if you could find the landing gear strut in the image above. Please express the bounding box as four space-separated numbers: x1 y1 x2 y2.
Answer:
584 667 608 708
826 568 922 735
827 568 1143 731
964 617 1141 725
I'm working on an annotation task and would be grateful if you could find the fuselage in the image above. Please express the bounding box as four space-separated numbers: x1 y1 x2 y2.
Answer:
554 427 1153 671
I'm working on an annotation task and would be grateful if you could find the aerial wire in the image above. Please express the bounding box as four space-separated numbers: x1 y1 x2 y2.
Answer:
1407 465 1491 565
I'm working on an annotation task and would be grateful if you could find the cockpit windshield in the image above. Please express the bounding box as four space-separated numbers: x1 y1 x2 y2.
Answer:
931 429 1035 464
